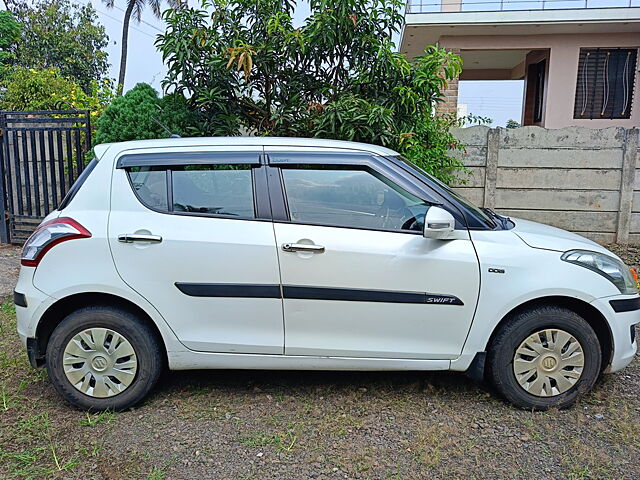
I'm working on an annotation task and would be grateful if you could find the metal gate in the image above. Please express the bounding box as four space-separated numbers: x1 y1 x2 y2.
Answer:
0 110 91 244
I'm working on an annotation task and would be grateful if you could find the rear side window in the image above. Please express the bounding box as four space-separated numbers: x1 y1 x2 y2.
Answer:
126 164 255 218
172 165 254 217
129 168 168 210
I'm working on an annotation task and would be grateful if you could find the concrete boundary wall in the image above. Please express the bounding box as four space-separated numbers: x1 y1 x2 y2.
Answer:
451 125 640 244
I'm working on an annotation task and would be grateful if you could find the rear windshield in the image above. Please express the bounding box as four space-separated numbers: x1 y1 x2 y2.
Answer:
57 158 99 210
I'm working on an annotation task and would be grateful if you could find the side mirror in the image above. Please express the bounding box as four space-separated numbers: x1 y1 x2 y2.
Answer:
423 206 456 240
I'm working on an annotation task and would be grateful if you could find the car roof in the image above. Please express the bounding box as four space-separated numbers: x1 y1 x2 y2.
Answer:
93 136 399 160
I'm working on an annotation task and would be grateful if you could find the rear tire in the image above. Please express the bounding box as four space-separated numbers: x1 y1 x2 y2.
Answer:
46 306 163 411
487 305 601 410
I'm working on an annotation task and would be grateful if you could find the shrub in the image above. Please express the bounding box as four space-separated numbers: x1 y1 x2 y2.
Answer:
94 83 194 145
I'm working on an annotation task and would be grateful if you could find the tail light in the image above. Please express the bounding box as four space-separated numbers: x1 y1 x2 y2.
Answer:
21 217 91 267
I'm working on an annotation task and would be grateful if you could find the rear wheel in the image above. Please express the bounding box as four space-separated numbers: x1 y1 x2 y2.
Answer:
46 306 163 411
487 306 601 410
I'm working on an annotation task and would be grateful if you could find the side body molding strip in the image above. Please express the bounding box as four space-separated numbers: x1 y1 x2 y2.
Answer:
175 283 464 305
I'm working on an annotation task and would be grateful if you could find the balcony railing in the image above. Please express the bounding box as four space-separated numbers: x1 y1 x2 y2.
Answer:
407 0 639 13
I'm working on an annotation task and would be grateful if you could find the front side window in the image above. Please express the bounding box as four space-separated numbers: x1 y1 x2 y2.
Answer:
127 164 255 218
281 166 430 232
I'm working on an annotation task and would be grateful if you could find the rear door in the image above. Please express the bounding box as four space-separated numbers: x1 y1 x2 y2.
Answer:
266 149 480 359
108 147 284 354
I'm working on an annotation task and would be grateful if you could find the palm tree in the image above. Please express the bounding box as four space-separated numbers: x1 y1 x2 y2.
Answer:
103 0 181 94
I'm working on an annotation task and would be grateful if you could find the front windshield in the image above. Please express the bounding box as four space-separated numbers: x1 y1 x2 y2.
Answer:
393 156 498 229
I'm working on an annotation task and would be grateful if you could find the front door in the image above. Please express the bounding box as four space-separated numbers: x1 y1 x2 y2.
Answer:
268 151 480 359
108 147 284 354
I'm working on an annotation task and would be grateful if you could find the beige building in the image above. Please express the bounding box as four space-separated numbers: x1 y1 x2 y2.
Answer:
400 1 640 128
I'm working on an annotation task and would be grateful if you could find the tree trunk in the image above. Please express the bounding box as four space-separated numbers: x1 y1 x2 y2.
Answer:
117 1 136 95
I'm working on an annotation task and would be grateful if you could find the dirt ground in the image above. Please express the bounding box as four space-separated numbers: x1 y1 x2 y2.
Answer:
0 244 639 479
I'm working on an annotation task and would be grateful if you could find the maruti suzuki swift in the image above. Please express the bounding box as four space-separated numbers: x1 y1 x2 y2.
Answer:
14 137 640 411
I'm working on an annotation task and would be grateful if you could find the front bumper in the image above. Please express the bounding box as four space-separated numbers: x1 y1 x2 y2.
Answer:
591 295 640 373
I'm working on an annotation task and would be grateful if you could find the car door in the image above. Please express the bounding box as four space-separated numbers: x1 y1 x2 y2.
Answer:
108 147 284 354
266 148 480 359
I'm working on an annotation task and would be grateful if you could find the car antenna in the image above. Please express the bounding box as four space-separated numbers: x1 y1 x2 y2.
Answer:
151 116 181 138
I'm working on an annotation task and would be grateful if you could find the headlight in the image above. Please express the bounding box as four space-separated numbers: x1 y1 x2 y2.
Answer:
561 250 638 295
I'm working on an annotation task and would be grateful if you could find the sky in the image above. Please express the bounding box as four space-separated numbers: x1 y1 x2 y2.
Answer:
82 0 521 126
459 80 524 126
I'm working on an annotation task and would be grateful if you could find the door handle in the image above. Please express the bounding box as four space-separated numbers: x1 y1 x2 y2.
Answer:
118 234 163 243
282 243 325 253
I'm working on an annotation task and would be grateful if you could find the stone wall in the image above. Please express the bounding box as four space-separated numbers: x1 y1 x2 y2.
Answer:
451 125 640 244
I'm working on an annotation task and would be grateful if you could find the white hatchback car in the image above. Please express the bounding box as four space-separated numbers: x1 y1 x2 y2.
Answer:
14 137 639 411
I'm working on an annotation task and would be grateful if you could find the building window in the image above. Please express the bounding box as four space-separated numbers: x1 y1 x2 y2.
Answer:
574 48 638 120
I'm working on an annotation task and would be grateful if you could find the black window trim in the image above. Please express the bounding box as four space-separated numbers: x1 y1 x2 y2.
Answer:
265 152 465 235
117 151 262 169
267 151 374 166
266 151 439 205
122 152 272 222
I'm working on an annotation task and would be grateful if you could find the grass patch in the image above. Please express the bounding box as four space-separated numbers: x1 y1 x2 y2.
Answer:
238 429 298 452
77 410 117 427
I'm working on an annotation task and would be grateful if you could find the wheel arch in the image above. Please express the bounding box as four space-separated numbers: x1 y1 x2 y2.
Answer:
35 292 168 366
485 295 613 371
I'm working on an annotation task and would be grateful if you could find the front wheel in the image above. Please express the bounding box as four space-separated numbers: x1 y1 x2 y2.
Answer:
487 306 602 410
46 306 164 411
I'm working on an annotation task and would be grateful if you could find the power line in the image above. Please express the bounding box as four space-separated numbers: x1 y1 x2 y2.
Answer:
109 2 165 33
74 1 160 39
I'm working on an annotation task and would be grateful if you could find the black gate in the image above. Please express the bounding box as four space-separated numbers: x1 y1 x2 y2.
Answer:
0 110 91 244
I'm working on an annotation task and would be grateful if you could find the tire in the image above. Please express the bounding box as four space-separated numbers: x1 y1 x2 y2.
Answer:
46 306 164 411
487 306 601 410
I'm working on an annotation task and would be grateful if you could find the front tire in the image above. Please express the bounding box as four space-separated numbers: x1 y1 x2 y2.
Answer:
487 306 601 410
46 306 163 411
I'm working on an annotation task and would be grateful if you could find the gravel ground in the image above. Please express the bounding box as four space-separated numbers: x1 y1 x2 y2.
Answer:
606 243 640 273
0 243 638 479
0 245 20 300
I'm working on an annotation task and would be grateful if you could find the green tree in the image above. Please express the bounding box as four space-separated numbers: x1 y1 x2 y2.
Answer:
0 67 114 115
0 10 21 81
0 67 83 110
11 0 109 92
506 119 521 129
94 82 194 145
156 0 465 182
103 0 181 94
